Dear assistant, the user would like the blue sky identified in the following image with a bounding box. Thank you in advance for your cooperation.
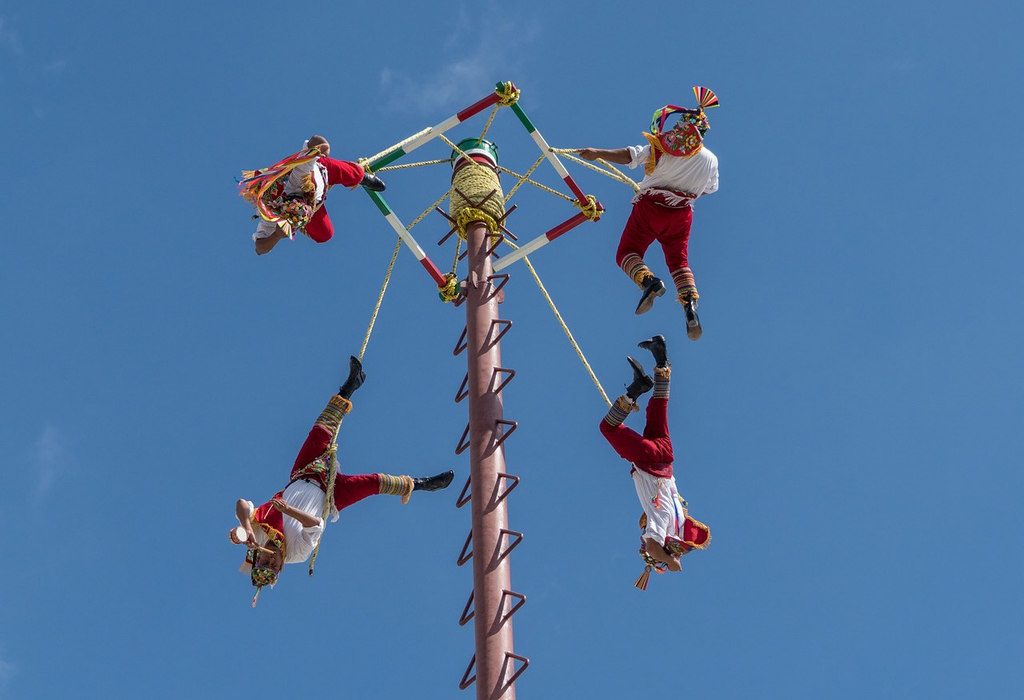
[2,1,1022,698]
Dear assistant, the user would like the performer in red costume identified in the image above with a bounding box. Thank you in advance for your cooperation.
[599,335,710,590]
[240,135,387,256]
[230,356,453,606]
[579,87,720,340]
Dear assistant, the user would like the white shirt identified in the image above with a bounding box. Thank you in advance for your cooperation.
[627,143,719,204]
[631,469,687,547]
[250,480,326,564]
[282,159,329,206]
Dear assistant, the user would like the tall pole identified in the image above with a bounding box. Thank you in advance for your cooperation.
[449,138,527,698]
[465,219,517,699]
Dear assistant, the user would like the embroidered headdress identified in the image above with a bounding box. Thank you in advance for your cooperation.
[642,86,719,174]
[633,509,712,591]
[244,547,279,608]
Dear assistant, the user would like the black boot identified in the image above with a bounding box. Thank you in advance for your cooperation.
[625,356,654,400]
[360,172,386,192]
[683,299,703,341]
[635,277,666,315]
[338,355,365,399]
[638,335,668,368]
[413,470,454,492]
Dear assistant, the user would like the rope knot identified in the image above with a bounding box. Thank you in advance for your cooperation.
[437,273,461,303]
[495,82,520,107]
[454,207,501,241]
[577,194,603,222]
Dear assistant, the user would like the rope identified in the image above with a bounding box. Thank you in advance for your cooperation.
[362,128,432,171]
[310,210,418,574]
[358,237,403,361]
[443,133,505,241]
[451,237,462,275]
[307,442,340,575]
[376,157,453,172]
[409,190,452,232]
[505,240,611,407]
[478,104,500,141]
[550,148,640,192]
[493,163,576,203]
[503,154,546,204]
[438,133,480,171]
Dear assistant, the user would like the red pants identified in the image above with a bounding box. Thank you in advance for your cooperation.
[304,157,365,244]
[615,197,693,273]
[599,397,674,478]
[290,424,380,511]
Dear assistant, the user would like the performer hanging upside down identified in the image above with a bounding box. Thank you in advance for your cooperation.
[599,335,710,590]
[229,356,454,606]
[240,135,387,256]
[579,87,720,340]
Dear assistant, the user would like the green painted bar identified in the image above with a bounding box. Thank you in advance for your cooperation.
[369,147,407,172]
[510,103,536,133]
[367,190,392,216]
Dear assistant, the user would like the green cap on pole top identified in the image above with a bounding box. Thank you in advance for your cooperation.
[451,138,499,175]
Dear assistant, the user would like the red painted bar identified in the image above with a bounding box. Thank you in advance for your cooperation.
[544,212,589,242]
[457,92,502,122]
[419,256,447,286]
[562,176,588,204]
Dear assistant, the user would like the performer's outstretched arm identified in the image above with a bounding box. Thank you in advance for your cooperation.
[234,499,257,542]
[578,148,631,164]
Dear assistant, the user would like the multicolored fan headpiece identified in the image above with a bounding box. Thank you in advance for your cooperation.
[650,86,719,138]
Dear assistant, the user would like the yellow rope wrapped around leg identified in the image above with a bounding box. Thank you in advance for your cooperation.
[316,395,353,433]
[377,473,415,504]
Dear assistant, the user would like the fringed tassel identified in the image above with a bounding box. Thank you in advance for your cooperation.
[635,566,652,591]
[251,587,262,608]
[378,473,415,504]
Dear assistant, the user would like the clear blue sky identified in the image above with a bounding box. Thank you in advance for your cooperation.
[2,1,1022,698]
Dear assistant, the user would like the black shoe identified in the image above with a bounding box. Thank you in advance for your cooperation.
[338,355,366,399]
[635,277,666,315]
[413,470,454,492]
[360,172,386,192]
[683,300,703,341]
[638,335,668,368]
[625,356,654,400]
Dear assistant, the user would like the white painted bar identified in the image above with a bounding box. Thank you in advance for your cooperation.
[405,114,463,154]
[492,235,548,272]
[384,212,427,260]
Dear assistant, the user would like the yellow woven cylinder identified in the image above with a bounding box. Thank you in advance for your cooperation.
[449,164,505,240]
